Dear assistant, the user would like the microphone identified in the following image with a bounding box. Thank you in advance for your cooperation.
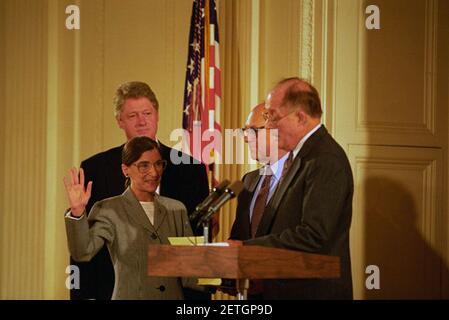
[189,179,231,222]
[196,181,244,229]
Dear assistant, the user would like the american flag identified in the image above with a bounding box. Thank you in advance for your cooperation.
[182,0,222,177]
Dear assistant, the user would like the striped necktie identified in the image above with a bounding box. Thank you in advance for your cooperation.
[279,151,293,183]
[250,168,272,238]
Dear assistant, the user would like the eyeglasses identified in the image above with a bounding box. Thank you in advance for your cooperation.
[240,126,266,137]
[133,160,167,173]
[262,109,297,125]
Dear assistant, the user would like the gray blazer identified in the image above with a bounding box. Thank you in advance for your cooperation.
[65,187,193,300]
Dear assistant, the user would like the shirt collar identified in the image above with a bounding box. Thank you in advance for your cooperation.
[258,152,290,183]
[291,123,321,159]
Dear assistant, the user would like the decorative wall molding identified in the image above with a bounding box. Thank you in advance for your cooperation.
[355,0,438,137]
[349,144,443,298]
[317,0,335,134]
[353,157,438,240]
[423,0,438,136]
[299,0,315,82]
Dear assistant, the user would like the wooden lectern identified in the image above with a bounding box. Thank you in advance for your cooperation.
[148,245,340,299]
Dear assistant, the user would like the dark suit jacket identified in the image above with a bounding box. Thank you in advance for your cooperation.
[231,126,354,300]
[71,142,209,300]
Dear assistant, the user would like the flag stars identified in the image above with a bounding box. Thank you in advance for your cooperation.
[190,39,200,53]
[187,59,195,74]
[187,81,193,95]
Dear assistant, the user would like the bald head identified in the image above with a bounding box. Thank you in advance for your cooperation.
[277,77,313,92]
[269,77,322,119]
[244,102,286,163]
[245,102,266,128]
[264,77,322,151]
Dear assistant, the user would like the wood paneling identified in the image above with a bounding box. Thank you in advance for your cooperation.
[349,145,445,298]
[336,0,444,147]
[333,0,448,298]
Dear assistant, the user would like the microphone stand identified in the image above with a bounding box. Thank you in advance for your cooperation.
[236,279,249,300]
[201,213,247,300]
[202,220,210,244]
[198,185,249,300]
[198,209,213,245]
[198,181,243,244]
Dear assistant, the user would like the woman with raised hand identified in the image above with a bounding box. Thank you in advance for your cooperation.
[63,136,193,299]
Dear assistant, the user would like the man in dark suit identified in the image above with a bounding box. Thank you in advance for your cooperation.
[230,102,288,241]
[71,81,209,300]
[230,78,354,299]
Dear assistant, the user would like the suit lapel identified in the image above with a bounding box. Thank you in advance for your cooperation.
[105,144,126,196]
[255,126,328,237]
[241,170,262,219]
[158,143,174,196]
[233,170,261,240]
[121,187,156,233]
[255,156,302,237]
[152,195,168,232]
[246,170,262,193]
[243,170,262,219]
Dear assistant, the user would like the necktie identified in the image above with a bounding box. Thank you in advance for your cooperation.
[249,154,294,295]
[279,151,293,183]
[251,169,272,238]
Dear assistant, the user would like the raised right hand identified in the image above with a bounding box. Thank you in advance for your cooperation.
[63,167,92,217]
